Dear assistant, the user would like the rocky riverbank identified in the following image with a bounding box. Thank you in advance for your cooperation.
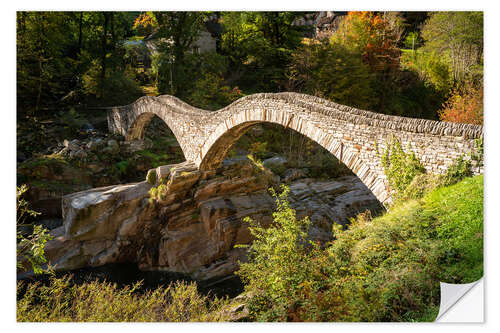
[19,158,383,284]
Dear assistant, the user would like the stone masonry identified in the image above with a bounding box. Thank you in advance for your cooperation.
[108,92,483,204]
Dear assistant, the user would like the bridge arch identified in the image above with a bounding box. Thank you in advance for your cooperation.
[197,108,388,202]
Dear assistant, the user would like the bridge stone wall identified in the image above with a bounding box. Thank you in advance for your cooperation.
[108,92,483,204]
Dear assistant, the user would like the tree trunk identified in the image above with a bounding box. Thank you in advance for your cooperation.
[100,12,110,99]
[78,12,83,53]
[35,13,45,114]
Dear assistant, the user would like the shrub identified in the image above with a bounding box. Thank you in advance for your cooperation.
[249,141,268,160]
[438,82,483,125]
[236,185,320,321]
[471,137,484,168]
[443,155,473,186]
[400,173,445,201]
[146,169,157,185]
[234,176,482,322]
[379,137,426,200]
[82,61,143,105]
[16,185,52,274]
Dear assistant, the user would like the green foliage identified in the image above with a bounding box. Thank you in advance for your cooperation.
[380,137,426,199]
[17,277,231,322]
[421,12,483,85]
[146,12,208,96]
[443,156,473,186]
[236,185,320,321]
[238,176,482,321]
[148,186,158,204]
[471,137,484,168]
[113,160,130,176]
[180,52,244,110]
[17,12,139,112]
[16,185,52,275]
[400,173,445,201]
[221,12,310,92]
[58,108,87,134]
[248,141,268,160]
[289,39,378,110]
[403,31,422,50]
[82,63,143,105]
[146,169,157,185]
[400,50,452,94]
[287,13,447,119]
[16,185,41,227]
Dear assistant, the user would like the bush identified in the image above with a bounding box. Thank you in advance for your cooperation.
[146,169,157,185]
[17,277,231,322]
[400,173,445,201]
[438,81,483,125]
[379,137,426,200]
[443,155,473,186]
[16,185,52,274]
[236,185,320,321]
[82,61,143,105]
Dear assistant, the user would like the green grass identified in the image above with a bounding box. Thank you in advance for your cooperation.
[326,175,483,321]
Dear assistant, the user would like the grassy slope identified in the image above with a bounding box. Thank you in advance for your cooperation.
[325,175,483,321]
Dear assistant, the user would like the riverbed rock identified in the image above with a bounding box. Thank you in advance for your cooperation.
[87,138,105,152]
[282,168,306,182]
[263,156,287,168]
[122,138,153,153]
[107,139,119,152]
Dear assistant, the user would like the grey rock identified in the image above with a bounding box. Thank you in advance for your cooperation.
[263,156,287,168]
[122,138,153,153]
[71,149,87,159]
[36,161,384,282]
[86,138,105,151]
[107,139,119,152]
[282,168,306,182]
[64,139,80,151]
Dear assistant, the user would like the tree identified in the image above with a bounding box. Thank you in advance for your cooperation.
[332,11,402,73]
[438,81,483,125]
[17,12,75,113]
[134,11,208,95]
[220,12,310,91]
[288,39,379,110]
[17,11,140,111]
[421,12,483,85]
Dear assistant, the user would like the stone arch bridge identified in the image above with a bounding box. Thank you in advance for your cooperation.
[107,92,483,204]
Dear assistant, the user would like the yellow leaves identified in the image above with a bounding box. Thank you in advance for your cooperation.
[133,12,156,29]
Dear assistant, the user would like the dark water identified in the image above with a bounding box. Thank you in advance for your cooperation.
[18,262,244,300]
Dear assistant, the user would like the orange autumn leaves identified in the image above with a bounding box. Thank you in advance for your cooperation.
[334,11,401,73]
[439,83,483,125]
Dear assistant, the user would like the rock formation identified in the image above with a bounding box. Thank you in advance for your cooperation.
[20,160,383,282]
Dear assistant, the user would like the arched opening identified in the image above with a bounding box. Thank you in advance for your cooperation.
[116,114,185,182]
[201,121,384,241]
